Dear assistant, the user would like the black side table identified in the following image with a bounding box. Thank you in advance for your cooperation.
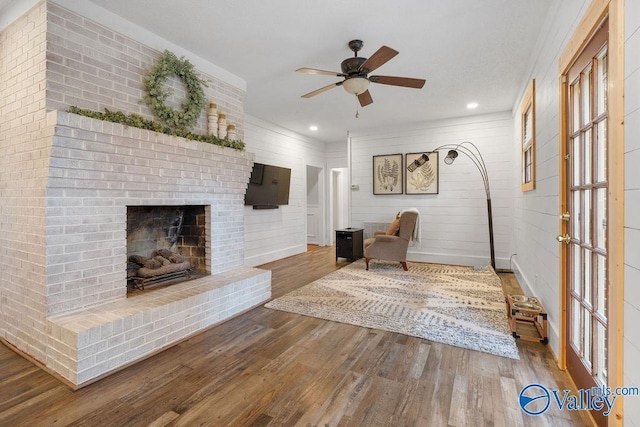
[335,228,363,261]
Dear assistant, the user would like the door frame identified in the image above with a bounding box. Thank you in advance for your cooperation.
[305,162,327,247]
[558,0,624,425]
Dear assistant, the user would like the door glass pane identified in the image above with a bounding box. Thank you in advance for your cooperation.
[596,321,608,384]
[582,66,592,126]
[596,254,607,319]
[584,307,592,365]
[571,80,580,131]
[573,137,581,185]
[572,297,582,351]
[596,119,607,182]
[596,188,606,249]
[584,129,592,185]
[584,249,592,306]
[583,189,591,245]
[596,50,608,116]
[573,244,581,295]
[572,190,580,238]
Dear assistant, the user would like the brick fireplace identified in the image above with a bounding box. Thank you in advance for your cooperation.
[1,111,271,388]
[0,2,271,390]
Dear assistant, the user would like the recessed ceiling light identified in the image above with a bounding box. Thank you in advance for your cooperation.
[309,125,318,131]
[467,102,479,109]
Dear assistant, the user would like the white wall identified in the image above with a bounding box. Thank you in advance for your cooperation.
[243,115,328,266]
[624,0,640,424]
[326,140,349,170]
[349,112,514,269]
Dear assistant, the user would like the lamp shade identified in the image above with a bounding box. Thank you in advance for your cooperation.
[407,153,430,172]
[343,77,370,95]
[444,149,459,165]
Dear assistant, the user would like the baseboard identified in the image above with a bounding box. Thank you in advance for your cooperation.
[245,244,307,267]
[406,250,513,270]
[511,258,560,356]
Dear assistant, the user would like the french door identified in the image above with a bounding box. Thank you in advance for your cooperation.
[562,18,609,426]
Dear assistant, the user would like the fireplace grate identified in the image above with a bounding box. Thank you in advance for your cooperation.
[128,269,194,291]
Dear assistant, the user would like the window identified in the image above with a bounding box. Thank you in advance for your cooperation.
[520,79,535,191]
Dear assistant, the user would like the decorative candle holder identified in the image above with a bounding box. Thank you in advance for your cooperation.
[207,102,218,136]
[227,124,236,140]
[218,113,227,139]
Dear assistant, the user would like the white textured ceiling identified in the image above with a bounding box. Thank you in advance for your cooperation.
[58,1,553,141]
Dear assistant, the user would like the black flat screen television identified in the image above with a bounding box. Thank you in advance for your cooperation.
[244,163,291,209]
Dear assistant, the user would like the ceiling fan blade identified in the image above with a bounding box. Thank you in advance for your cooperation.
[369,75,426,89]
[296,67,343,76]
[357,90,373,107]
[301,82,343,98]
[359,46,398,73]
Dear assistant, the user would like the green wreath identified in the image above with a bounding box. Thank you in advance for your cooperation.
[144,50,207,131]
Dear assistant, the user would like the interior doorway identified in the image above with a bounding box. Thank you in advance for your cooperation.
[306,164,325,246]
[330,168,349,245]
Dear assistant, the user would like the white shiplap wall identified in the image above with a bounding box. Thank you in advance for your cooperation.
[325,140,349,171]
[624,0,640,424]
[349,112,514,269]
[510,0,592,356]
[243,115,328,266]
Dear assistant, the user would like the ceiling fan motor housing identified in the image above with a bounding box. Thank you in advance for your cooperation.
[341,57,368,76]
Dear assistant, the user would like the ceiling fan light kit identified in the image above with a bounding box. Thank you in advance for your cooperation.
[296,39,426,108]
[343,77,370,95]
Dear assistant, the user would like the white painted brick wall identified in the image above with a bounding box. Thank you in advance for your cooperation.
[0,1,50,364]
[45,2,245,141]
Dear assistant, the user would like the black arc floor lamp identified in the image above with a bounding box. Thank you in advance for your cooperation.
[408,141,495,269]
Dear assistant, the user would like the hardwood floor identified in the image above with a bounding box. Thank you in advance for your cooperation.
[0,246,593,426]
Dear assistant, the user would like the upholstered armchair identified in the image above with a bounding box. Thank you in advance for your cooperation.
[364,210,419,271]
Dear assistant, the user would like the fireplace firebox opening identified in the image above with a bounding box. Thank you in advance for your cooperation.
[126,205,208,293]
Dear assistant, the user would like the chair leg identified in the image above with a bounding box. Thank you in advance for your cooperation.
[400,261,408,271]
[365,258,370,270]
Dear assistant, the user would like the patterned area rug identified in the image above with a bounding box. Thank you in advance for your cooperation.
[265,259,519,359]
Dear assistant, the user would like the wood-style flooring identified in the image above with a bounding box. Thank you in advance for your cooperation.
[0,245,593,426]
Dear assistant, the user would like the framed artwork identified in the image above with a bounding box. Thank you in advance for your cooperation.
[405,152,439,194]
[373,154,403,195]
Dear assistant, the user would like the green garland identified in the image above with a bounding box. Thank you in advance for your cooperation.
[68,106,245,151]
[144,50,207,131]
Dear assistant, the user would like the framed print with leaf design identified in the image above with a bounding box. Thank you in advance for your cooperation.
[373,154,403,195]
[405,152,439,194]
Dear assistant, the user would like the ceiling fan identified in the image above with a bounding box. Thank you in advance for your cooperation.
[296,39,426,107]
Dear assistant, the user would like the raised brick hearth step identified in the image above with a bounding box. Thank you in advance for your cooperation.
[47,267,271,388]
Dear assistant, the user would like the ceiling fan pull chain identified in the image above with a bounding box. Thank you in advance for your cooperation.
[355,96,360,118]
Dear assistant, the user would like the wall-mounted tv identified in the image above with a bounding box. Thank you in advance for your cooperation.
[244,163,291,209]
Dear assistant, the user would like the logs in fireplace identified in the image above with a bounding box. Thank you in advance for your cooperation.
[127,248,193,290]
[126,205,207,293]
